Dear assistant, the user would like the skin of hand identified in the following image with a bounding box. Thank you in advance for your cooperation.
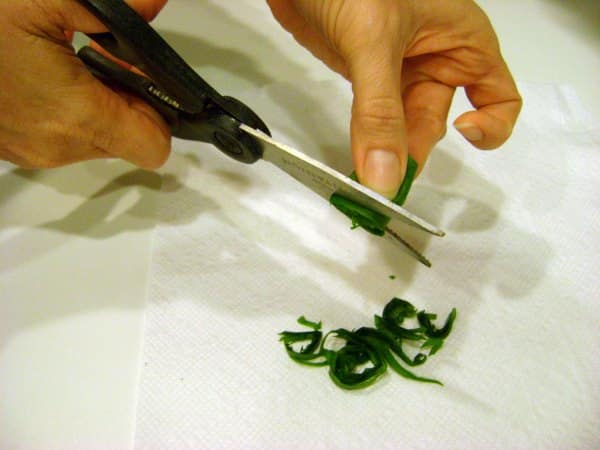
[267,0,522,198]
[0,0,170,169]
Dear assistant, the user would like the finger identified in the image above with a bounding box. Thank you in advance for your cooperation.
[348,50,407,199]
[74,0,168,30]
[89,41,147,76]
[269,0,409,198]
[55,0,172,168]
[33,0,168,37]
[402,78,455,174]
[81,84,171,169]
[0,148,34,169]
[0,138,110,169]
[119,0,168,22]
[453,64,522,150]
[266,0,349,78]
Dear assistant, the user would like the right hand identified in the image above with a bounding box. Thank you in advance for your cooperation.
[0,0,171,169]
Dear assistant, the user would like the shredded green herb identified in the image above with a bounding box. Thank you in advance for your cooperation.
[329,193,390,236]
[279,297,457,390]
[331,156,418,235]
[391,155,418,206]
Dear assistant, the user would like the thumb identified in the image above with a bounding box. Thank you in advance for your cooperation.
[82,84,171,169]
[54,0,171,169]
[349,49,407,199]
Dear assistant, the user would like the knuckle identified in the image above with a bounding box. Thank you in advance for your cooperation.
[90,126,116,154]
[353,96,404,133]
[26,0,66,36]
[76,95,118,152]
[414,108,448,141]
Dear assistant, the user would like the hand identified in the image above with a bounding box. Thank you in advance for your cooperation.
[267,0,522,198]
[0,0,170,169]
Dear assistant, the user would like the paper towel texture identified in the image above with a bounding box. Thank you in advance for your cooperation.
[134,81,600,449]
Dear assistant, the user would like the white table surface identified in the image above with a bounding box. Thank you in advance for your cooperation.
[1,1,598,449]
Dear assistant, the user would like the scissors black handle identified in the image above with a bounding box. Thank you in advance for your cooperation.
[75,0,270,164]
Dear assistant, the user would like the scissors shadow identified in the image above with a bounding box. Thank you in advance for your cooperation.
[0,161,217,274]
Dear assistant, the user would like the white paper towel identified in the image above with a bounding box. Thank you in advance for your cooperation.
[134,81,600,449]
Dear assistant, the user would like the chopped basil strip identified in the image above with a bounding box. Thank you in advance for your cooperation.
[392,155,418,206]
[330,193,390,236]
[279,297,456,390]
[331,156,418,235]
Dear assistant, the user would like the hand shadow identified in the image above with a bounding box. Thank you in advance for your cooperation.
[0,160,216,276]
[543,0,600,42]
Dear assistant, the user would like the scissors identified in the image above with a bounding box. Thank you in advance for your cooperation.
[75,0,444,266]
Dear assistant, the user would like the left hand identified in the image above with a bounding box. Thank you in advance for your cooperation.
[267,0,522,198]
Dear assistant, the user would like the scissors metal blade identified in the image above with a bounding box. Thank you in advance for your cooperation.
[241,124,445,237]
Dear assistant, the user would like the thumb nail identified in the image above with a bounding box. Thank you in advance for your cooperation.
[363,149,402,198]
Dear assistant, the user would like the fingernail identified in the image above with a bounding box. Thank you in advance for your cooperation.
[455,123,483,142]
[363,149,402,198]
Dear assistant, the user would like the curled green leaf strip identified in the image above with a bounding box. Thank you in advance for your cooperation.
[418,307,457,355]
[330,193,390,236]
[279,298,457,390]
[279,317,327,366]
[297,315,322,330]
[392,155,418,206]
[332,156,418,235]
[326,329,387,390]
